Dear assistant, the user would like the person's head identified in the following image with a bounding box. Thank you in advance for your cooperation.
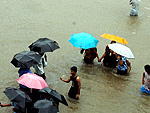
[70,66,77,76]
[39,53,44,56]
[118,54,122,58]
[144,65,150,74]
[148,66,150,74]
[90,48,97,52]
[110,41,116,44]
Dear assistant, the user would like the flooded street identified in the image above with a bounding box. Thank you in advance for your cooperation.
[0,0,150,112]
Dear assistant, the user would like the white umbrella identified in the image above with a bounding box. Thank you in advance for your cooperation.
[108,43,135,59]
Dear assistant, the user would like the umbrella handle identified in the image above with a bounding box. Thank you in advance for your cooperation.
[26,108,27,113]
[30,88,32,93]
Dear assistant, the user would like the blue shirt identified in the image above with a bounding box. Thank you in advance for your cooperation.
[18,68,32,77]
[118,56,127,71]
[18,68,32,88]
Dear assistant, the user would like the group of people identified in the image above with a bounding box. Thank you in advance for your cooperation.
[80,40,150,95]
[0,0,144,112]
[0,50,53,113]
[18,52,48,92]
[0,45,61,113]
[81,41,131,75]
[0,39,147,113]
[0,36,83,113]
[0,48,81,113]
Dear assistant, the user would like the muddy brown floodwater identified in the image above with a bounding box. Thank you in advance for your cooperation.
[0,0,150,113]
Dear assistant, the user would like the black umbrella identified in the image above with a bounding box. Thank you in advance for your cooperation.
[33,99,58,113]
[4,87,32,108]
[39,87,68,106]
[11,51,41,68]
[29,38,60,53]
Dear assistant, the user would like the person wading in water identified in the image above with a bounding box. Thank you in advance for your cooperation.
[60,66,81,99]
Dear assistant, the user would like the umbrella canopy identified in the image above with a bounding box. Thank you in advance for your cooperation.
[108,43,135,59]
[4,87,32,108]
[33,99,58,113]
[69,32,99,49]
[29,38,60,53]
[11,51,41,68]
[101,33,128,44]
[17,73,49,90]
[39,87,68,106]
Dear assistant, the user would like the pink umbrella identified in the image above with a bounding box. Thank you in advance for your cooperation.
[17,73,48,90]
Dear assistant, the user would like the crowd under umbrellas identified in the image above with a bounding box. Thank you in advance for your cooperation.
[0,38,69,113]
[69,32,135,74]
[0,33,136,113]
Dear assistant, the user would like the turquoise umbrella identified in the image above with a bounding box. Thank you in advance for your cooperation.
[69,32,99,49]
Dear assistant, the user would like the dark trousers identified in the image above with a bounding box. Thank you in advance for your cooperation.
[68,87,78,99]
[117,69,127,75]
[84,57,93,64]
[103,54,117,68]
[103,54,110,67]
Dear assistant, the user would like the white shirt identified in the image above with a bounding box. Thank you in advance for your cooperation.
[33,55,47,75]
[144,71,150,90]
[130,0,141,16]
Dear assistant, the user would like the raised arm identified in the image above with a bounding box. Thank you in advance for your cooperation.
[0,103,11,107]
[60,75,71,83]
[80,49,85,54]
[44,54,47,62]
[99,52,106,62]
[93,49,100,60]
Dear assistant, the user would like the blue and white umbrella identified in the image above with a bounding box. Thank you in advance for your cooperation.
[69,32,99,49]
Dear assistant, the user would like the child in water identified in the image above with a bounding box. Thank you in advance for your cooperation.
[140,65,150,94]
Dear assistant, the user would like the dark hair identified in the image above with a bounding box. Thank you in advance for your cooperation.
[90,48,97,52]
[39,53,44,56]
[80,49,85,54]
[144,65,149,71]
[70,66,77,73]
[145,65,150,74]
[111,41,116,44]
